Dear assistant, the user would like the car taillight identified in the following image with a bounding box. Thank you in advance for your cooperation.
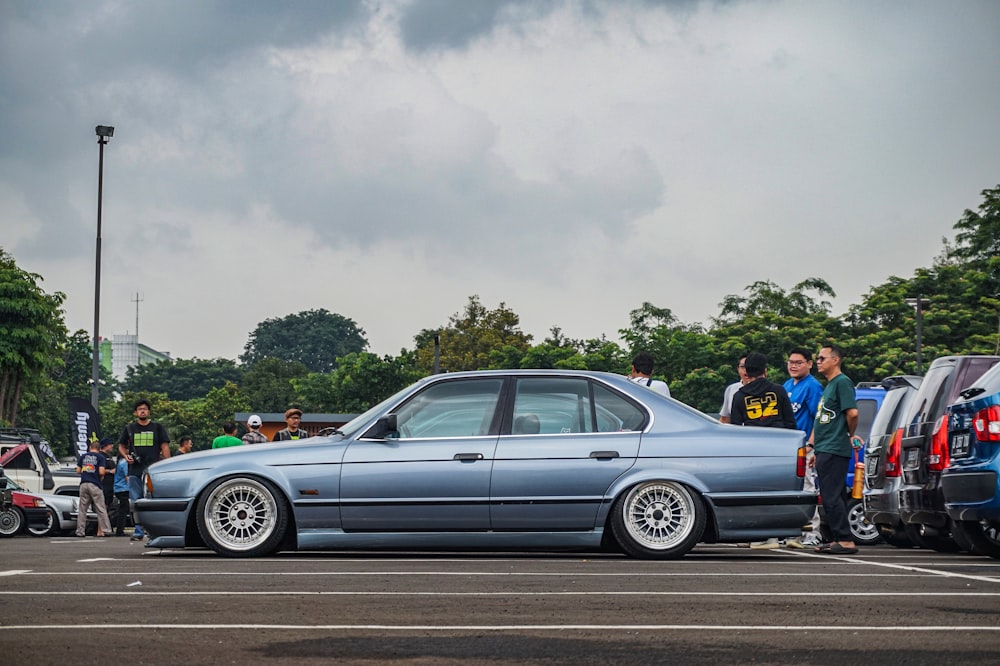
[928,414,950,471]
[973,405,1000,442]
[796,446,807,477]
[884,428,903,477]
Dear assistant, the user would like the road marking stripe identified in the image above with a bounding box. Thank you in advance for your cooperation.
[3,591,999,596]
[1,624,999,631]
[25,570,976,577]
[785,550,1000,584]
[0,570,31,576]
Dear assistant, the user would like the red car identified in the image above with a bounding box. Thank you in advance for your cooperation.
[0,487,49,537]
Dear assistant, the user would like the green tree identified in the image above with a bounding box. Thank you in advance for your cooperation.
[240,357,309,413]
[0,249,68,425]
[240,309,368,373]
[123,357,243,401]
[295,351,423,413]
[413,296,533,372]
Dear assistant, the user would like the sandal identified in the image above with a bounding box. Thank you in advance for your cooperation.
[817,543,858,555]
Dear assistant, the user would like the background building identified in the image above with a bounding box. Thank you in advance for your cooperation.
[99,334,172,380]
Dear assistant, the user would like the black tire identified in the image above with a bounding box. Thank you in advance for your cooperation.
[953,520,1000,560]
[27,508,58,537]
[610,481,705,559]
[948,518,979,554]
[196,477,289,558]
[876,524,915,548]
[0,506,25,537]
[847,498,882,546]
[903,522,960,552]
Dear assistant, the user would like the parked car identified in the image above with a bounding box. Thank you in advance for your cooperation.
[942,362,1000,559]
[898,355,1000,551]
[0,475,106,536]
[0,481,49,537]
[863,375,923,547]
[136,370,814,559]
[817,382,889,546]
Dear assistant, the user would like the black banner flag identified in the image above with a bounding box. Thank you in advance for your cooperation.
[67,398,101,459]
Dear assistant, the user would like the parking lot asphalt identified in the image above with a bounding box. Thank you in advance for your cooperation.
[1,536,999,665]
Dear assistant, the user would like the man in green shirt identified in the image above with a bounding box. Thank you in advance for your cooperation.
[211,421,243,449]
[808,344,863,554]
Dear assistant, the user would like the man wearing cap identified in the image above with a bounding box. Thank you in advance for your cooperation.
[242,415,269,445]
[273,408,310,441]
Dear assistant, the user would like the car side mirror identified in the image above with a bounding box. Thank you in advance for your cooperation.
[367,414,399,440]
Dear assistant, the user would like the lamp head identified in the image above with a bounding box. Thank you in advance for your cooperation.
[95,125,115,138]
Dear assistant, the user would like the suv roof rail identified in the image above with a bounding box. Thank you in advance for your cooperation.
[0,427,44,439]
[880,375,922,390]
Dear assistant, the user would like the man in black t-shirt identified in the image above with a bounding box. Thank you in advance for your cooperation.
[117,398,170,540]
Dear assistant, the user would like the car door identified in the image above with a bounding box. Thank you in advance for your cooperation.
[490,376,643,531]
[339,377,503,532]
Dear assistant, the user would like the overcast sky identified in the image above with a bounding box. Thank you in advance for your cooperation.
[3,0,999,361]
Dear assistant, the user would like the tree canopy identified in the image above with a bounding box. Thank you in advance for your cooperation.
[8,185,1000,453]
[0,249,68,425]
[240,309,368,373]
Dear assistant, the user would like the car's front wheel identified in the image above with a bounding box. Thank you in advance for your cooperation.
[27,508,58,537]
[0,506,24,537]
[196,477,289,558]
[610,481,705,559]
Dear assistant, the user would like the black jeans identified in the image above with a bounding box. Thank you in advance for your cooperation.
[114,490,131,534]
[816,451,851,542]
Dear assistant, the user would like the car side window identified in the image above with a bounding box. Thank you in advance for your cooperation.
[592,383,646,432]
[512,378,646,434]
[394,379,503,439]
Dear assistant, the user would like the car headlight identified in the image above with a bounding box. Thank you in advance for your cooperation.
[31,498,47,508]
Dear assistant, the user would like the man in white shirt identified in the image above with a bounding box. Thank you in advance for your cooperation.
[628,351,670,397]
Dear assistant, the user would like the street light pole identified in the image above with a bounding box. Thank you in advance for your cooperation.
[92,125,114,409]
[905,295,929,376]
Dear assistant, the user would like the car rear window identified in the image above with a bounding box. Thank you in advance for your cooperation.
[855,398,879,442]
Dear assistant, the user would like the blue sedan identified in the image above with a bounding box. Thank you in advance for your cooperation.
[135,370,813,558]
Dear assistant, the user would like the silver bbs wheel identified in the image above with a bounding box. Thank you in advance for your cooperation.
[201,478,281,554]
[612,481,704,558]
[623,482,696,549]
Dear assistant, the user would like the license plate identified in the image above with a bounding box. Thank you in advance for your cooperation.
[904,447,920,469]
[951,432,971,458]
[866,456,878,476]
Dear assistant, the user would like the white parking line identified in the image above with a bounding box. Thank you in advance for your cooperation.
[2,590,1000,597]
[785,550,1000,584]
[10,570,971,578]
[1,623,998,631]
[0,570,31,576]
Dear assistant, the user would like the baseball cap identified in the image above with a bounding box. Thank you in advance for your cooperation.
[247,415,262,427]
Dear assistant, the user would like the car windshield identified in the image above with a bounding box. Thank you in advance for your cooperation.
[336,379,431,439]
[0,476,26,491]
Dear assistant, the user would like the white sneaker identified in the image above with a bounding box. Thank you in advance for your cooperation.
[799,536,821,547]
[750,538,781,550]
[784,538,805,549]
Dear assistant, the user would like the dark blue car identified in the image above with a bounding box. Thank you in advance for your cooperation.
[942,362,1000,558]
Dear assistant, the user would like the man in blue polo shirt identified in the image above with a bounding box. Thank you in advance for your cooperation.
[785,347,825,547]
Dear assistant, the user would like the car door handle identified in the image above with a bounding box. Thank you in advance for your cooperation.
[454,453,484,461]
[590,451,619,459]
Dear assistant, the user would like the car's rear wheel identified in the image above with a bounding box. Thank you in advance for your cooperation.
[876,524,915,548]
[196,477,288,558]
[953,520,1000,559]
[847,498,882,545]
[610,481,705,559]
[903,522,960,552]
[27,508,58,537]
[0,506,25,537]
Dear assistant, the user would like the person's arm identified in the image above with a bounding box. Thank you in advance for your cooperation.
[845,408,859,439]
